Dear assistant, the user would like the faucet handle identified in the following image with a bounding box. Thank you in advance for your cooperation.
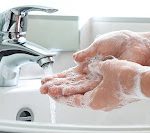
[10,5,58,16]
[2,5,58,42]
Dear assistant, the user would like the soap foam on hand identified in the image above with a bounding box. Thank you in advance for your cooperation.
[107,61,150,109]
[123,65,150,101]
[81,57,149,110]
[130,65,150,100]
[40,55,103,108]
[59,56,104,108]
[63,55,104,95]
[42,54,150,110]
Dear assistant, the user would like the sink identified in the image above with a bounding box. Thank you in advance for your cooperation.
[1,78,150,133]
[0,79,51,123]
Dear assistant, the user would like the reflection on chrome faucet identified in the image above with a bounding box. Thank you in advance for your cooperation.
[0,5,58,87]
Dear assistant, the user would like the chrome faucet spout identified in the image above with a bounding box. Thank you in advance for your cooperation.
[0,5,58,87]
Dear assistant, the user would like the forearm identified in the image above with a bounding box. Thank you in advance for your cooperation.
[141,69,150,97]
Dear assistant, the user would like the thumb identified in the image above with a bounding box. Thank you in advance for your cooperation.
[98,58,117,74]
[73,42,98,63]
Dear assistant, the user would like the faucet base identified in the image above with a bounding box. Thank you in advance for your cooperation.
[0,63,20,87]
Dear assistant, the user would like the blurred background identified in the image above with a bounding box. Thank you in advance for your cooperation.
[1,0,150,17]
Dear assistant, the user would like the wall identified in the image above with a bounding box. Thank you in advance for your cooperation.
[27,15,79,51]
[80,17,150,49]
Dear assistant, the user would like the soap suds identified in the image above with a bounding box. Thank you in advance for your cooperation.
[44,55,150,109]
[131,65,150,99]
[57,56,103,97]
[117,70,149,108]
[132,74,148,99]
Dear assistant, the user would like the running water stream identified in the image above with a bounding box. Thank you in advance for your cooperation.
[42,63,56,124]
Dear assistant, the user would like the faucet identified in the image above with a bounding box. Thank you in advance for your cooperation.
[0,5,58,87]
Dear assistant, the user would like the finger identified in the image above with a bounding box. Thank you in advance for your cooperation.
[41,76,53,85]
[41,72,66,85]
[73,31,128,63]
[74,63,89,74]
[101,55,115,61]
[49,83,113,110]
[40,83,50,94]
[40,82,62,97]
[62,77,101,96]
[40,74,101,98]
[55,89,96,108]
[98,58,119,74]
[73,42,98,63]
[40,80,55,95]
[41,66,81,85]
[56,94,84,107]
[47,86,63,97]
[40,86,48,94]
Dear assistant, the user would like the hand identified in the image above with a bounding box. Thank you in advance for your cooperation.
[40,60,102,98]
[40,58,145,111]
[73,30,150,66]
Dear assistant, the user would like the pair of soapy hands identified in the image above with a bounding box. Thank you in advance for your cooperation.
[40,30,150,111]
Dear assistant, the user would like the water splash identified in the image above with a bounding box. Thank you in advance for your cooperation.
[42,63,56,124]
[43,63,53,77]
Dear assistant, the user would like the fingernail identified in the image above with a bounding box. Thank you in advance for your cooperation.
[102,55,115,61]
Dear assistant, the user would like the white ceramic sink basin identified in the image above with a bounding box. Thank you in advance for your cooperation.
[0,79,51,123]
[1,79,150,133]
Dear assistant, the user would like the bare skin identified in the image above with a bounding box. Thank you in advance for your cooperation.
[40,59,102,98]
[40,30,150,110]
[73,30,150,65]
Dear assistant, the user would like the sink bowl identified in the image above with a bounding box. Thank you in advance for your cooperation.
[0,79,51,123]
[1,79,150,133]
